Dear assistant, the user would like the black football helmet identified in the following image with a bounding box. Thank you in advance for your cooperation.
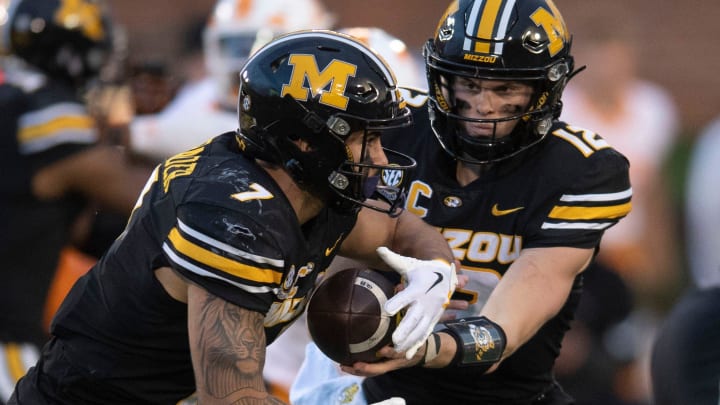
[1,0,113,85]
[237,30,415,216]
[426,0,577,164]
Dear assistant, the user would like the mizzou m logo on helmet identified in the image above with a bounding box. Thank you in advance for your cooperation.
[281,54,358,111]
[55,0,106,41]
[529,0,570,57]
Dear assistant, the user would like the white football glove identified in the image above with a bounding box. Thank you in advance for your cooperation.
[377,246,457,359]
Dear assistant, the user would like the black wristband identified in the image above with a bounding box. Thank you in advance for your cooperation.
[443,316,507,368]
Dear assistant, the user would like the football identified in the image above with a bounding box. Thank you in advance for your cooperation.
[306,267,399,365]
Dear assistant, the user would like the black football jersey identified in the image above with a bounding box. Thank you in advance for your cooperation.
[49,132,357,403]
[0,71,96,346]
[365,92,631,404]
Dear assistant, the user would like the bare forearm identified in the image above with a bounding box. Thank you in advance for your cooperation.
[338,206,453,268]
[391,210,453,262]
[188,284,286,404]
[479,247,592,358]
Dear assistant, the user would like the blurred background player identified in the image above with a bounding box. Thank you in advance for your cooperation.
[683,117,720,295]
[0,0,150,402]
[127,0,429,166]
[650,116,720,405]
[338,27,425,91]
[126,61,179,116]
[128,0,335,162]
[41,14,179,341]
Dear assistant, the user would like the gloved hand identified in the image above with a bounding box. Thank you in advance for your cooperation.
[377,246,457,359]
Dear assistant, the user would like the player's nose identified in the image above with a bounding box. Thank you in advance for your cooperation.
[369,141,389,166]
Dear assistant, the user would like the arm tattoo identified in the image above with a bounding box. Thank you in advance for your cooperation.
[189,288,285,404]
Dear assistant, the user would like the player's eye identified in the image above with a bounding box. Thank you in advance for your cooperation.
[494,85,512,94]
[465,82,480,92]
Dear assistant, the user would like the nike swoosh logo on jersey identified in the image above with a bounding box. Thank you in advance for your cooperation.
[325,234,344,256]
[491,203,524,216]
[425,272,444,293]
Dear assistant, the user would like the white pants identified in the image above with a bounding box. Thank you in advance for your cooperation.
[289,343,404,405]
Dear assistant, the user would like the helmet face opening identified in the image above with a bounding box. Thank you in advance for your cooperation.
[330,134,417,218]
[236,30,416,216]
[426,0,576,165]
[428,68,551,164]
